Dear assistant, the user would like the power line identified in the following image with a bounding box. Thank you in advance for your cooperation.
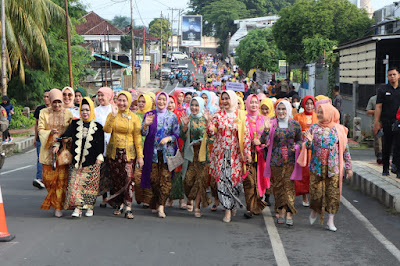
[134,0,146,26]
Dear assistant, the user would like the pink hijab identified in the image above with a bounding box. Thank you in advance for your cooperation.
[98,87,114,104]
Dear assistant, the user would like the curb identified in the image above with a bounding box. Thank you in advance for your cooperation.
[347,161,400,212]
[2,137,35,157]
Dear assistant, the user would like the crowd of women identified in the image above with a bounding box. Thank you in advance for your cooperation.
[37,83,353,231]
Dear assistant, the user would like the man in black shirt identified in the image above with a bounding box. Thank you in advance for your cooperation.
[33,90,50,189]
[374,67,400,177]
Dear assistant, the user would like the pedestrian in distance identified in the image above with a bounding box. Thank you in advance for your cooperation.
[366,94,383,164]
[33,90,51,189]
[1,95,14,143]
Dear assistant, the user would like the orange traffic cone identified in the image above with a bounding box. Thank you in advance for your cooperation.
[0,186,15,242]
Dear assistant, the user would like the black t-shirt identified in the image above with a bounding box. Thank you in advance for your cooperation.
[34,105,47,120]
[376,84,400,126]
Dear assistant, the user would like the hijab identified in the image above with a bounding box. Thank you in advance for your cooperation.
[173,89,184,105]
[302,95,315,115]
[136,94,153,115]
[222,90,238,113]
[1,96,10,107]
[62,87,75,108]
[168,95,181,123]
[98,87,114,105]
[49,88,63,104]
[117,91,132,114]
[260,98,275,118]
[79,97,95,123]
[257,93,267,101]
[156,91,169,113]
[75,88,86,97]
[276,100,292,129]
[245,94,259,116]
[317,103,339,129]
[315,95,329,101]
[199,90,216,113]
[187,97,205,118]
[237,97,245,111]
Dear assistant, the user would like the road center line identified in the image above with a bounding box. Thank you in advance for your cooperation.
[0,165,34,175]
[341,196,400,262]
[262,207,290,266]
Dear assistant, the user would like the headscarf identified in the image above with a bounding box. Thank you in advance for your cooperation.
[260,98,275,118]
[270,97,277,105]
[315,98,332,112]
[315,95,329,101]
[75,88,86,97]
[136,94,153,115]
[98,87,114,105]
[317,103,339,129]
[276,100,292,128]
[156,91,169,113]
[257,93,266,101]
[245,94,259,116]
[79,97,95,123]
[222,90,238,113]
[146,92,156,102]
[237,97,245,111]
[302,95,315,115]
[130,89,140,102]
[168,95,181,122]
[117,91,132,114]
[173,89,184,104]
[199,90,217,113]
[1,96,10,106]
[62,87,75,108]
[187,97,205,118]
[236,91,244,99]
[49,89,63,104]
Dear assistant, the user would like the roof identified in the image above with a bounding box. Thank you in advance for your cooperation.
[93,53,129,68]
[334,34,400,51]
[76,11,125,35]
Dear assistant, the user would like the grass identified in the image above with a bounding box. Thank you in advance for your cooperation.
[10,132,33,138]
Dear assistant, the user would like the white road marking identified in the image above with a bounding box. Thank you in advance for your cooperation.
[341,196,400,262]
[262,207,290,266]
[25,148,36,154]
[0,165,34,175]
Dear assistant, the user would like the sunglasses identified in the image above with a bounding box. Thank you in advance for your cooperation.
[63,93,73,97]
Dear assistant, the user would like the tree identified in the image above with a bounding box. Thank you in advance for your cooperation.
[236,28,284,73]
[272,0,372,64]
[111,16,132,29]
[241,0,296,17]
[302,35,338,63]
[202,0,250,55]
[4,0,66,83]
[149,18,171,46]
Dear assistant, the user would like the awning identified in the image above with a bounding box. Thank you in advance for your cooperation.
[92,53,129,68]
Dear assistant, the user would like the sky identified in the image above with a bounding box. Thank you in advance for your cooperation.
[80,0,398,27]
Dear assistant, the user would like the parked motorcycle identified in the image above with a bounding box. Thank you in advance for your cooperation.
[169,73,175,85]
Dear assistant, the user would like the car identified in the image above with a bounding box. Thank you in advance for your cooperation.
[171,51,188,60]
[162,62,179,70]
[155,67,172,80]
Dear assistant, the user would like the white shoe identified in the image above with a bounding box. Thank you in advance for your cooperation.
[309,214,317,225]
[302,201,310,207]
[326,224,337,232]
[71,208,82,218]
[222,216,231,223]
[54,209,63,218]
[33,179,45,189]
[85,209,94,217]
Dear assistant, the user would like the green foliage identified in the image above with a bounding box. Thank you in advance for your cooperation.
[327,51,339,98]
[236,28,284,73]
[273,0,373,64]
[149,18,171,45]
[8,99,35,130]
[302,35,338,63]
[111,16,132,29]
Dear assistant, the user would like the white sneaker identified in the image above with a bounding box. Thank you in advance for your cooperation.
[33,179,45,189]
[85,209,94,217]
[71,208,82,218]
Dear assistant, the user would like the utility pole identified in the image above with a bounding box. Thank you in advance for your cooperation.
[107,26,113,88]
[143,27,146,61]
[170,8,174,54]
[160,12,163,88]
[1,0,7,95]
[103,32,108,86]
[177,9,182,51]
[64,0,73,88]
[130,0,136,89]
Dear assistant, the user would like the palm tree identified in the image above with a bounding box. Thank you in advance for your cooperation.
[2,0,66,84]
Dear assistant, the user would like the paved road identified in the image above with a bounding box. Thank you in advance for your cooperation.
[1,147,400,265]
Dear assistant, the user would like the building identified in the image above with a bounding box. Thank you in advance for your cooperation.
[228,16,280,55]
[348,0,374,18]
[372,1,400,35]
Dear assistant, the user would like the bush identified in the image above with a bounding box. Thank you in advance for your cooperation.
[8,99,36,130]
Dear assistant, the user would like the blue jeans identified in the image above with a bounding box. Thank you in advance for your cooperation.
[36,139,42,181]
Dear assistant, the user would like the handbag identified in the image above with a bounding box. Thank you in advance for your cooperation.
[57,140,73,166]
[166,140,184,172]
[392,120,400,132]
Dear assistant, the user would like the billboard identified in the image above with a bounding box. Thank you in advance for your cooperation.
[181,15,202,46]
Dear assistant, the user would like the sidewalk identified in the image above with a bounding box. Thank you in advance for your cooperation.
[2,127,35,156]
[348,159,400,212]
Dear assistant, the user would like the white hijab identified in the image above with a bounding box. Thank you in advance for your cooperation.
[276,100,292,129]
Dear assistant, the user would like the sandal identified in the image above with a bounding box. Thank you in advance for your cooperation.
[194,208,202,218]
[187,204,194,212]
[113,205,124,216]
[286,218,294,226]
[125,210,134,219]
[277,217,285,224]
[211,205,218,212]
[165,200,173,208]
[180,202,187,210]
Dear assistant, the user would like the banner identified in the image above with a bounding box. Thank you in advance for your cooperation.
[226,82,245,92]
[212,81,221,86]
[181,15,202,46]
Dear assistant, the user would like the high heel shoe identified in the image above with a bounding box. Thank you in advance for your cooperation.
[326,224,337,232]
[71,208,82,218]
[113,205,124,216]
[125,210,134,219]
[309,214,317,225]
[194,208,202,218]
